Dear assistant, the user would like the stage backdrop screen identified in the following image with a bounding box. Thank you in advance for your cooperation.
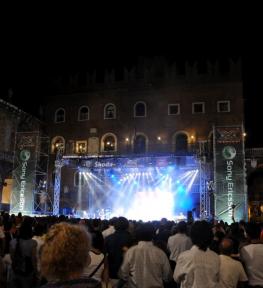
[10,132,38,215]
[214,126,247,223]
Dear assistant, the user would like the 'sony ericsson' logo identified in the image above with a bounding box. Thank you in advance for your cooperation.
[222,146,236,160]
[20,150,31,161]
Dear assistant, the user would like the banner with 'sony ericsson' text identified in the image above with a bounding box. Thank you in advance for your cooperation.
[10,132,38,215]
[214,126,247,223]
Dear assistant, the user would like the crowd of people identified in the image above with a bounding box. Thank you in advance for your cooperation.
[0,211,263,288]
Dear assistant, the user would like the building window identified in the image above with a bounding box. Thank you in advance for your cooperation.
[55,108,65,123]
[134,101,147,117]
[134,134,147,154]
[168,104,180,115]
[175,133,188,154]
[78,106,89,121]
[51,136,65,154]
[101,133,117,152]
[104,103,116,119]
[74,171,85,187]
[217,100,230,112]
[192,102,205,114]
[76,141,87,153]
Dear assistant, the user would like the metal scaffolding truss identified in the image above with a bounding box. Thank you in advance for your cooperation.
[33,136,52,214]
[10,132,50,215]
[198,141,211,219]
[53,147,64,215]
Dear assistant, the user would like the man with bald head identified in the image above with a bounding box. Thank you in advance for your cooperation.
[219,238,247,288]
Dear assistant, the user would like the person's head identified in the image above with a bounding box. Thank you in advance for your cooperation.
[177,221,187,234]
[91,231,104,252]
[33,223,47,237]
[245,222,261,240]
[40,222,91,281]
[219,238,234,256]
[135,223,155,242]
[190,221,213,251]
[92,218,101,230]
[109,217,118,227]
[114,217,129,231]
[19,220,33,240]
[214,231,225,242]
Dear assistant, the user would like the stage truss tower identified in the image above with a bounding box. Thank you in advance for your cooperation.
[53,147,64,215]
[33,136,51,214]
[198,141,211,219]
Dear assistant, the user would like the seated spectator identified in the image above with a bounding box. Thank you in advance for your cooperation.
[40,222,101,288]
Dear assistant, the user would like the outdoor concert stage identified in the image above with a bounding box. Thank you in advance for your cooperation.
[60,155,201,221]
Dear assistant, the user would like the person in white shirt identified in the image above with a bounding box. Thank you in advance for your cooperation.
[83,231,109,285]
[167,221,192,270]
[119,222,172,288]
[219,238,247,288]
[102,218,117,239]
[240,222,263,287]
[174,220,220,288]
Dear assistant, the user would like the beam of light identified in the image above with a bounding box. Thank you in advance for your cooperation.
[74,162,199,220]
[185,170,199,192]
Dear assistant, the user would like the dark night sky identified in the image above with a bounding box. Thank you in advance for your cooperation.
[1,54,262,148]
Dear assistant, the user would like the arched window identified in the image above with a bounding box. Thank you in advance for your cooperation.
[134,101,147,117]
[101,133,117,152]
[51,136,65,154]
[55,108,65,123]
[134,134,147,154]
[174,133,188,154]
[78,106,89,121]
[104,103,116,119]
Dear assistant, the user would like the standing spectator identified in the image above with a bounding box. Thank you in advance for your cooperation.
[105,217,133,287]
[240,222,263,287]
[174,221,220,288]
[119,223,172,288]
[83,231,109,285]
[0,256,6,288]
[0,216,5,256]
[32,222,47,284]
[40,222,101,288]
[10,218,37,288]
[167,221,192,270]
[219,238,247,288]
[102,217,117,239]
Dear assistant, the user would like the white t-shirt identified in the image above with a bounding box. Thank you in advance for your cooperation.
[240,243,263,286]
[219,255,247,288]
[82,250,104,282]
[174,245,220,288]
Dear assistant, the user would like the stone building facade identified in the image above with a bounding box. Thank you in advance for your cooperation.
[43,58,244,215]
